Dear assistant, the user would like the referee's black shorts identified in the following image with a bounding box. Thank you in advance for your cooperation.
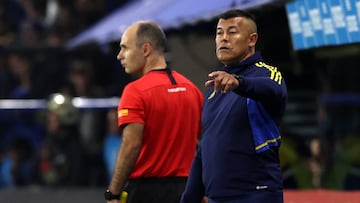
[124,177,187,203]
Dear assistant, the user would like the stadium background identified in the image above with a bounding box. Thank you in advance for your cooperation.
[0,0,359,202]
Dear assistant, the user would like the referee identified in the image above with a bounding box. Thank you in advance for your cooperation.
[104,21,203,203]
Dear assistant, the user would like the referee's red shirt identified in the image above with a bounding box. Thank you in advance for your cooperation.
[117,70,203,179]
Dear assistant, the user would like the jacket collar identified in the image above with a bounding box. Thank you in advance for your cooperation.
[221,52,263,74]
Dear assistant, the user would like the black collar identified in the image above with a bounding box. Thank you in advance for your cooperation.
[150,67,176,85]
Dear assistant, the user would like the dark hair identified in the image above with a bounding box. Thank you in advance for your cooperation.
[218,9,256,23]
[136,22,166,53]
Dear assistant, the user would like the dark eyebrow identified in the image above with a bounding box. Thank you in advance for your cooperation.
[217,25,238,31]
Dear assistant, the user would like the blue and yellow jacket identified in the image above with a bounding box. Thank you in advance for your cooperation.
[182,52,287,202]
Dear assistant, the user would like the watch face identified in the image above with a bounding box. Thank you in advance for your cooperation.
[104,190,112,200]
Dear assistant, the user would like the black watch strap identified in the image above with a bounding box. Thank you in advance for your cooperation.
[231,74,244,94]
[231,74,244,85]
[104,189,120,201]
[231,74,241,82]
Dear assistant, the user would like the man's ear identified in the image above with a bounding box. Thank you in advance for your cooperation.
[143,43,152,57]
[249,33,258,48]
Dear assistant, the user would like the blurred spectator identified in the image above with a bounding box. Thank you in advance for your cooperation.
[0,150,13,188]
[65,58,104,97]
[0,136,34,188]
[308,137,325,188]
[73,0,105,30]
[7,51,33,98]
[279,134,314,189]
[63,58,106,154]
[48,2,80,42]
[0,108,45,161]
[31,93,87,187]
[322,134,360,190]
[1,0,27,33]
[16,0,42,23]
[61,58,107,186]
[0,51,46,155]
[16,21,44,47]
[5,50,51,98]
[8,136,34,186]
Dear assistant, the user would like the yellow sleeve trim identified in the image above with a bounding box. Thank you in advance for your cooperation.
[255,136,281,151]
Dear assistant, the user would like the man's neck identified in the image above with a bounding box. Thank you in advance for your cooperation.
[142,57,167,75]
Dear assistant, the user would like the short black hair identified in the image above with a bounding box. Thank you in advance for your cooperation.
[218,9,256,23]
[136,22,166,53]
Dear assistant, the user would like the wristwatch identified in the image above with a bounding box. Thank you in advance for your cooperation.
[231,74,243,84]
[104,189,120,201]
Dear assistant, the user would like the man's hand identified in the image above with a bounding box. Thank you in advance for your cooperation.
[205,71,240,93]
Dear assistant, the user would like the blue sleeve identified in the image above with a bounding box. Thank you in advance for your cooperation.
[234,75,287,122]
[180,147,204,203]
[235,76,286,105]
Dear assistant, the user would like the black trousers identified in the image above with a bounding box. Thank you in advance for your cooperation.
[124,177,187,203]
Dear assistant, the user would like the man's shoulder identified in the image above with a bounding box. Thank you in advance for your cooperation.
[249,60,282,75]
[254,61,278,69]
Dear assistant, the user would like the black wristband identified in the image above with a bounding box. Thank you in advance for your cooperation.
[231,74,244,94]
[231,74,243,85]
[104,189,120,201]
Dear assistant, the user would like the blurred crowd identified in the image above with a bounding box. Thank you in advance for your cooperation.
[0,0,132,188]
[279,60,360,191]
[0,0,129,48]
